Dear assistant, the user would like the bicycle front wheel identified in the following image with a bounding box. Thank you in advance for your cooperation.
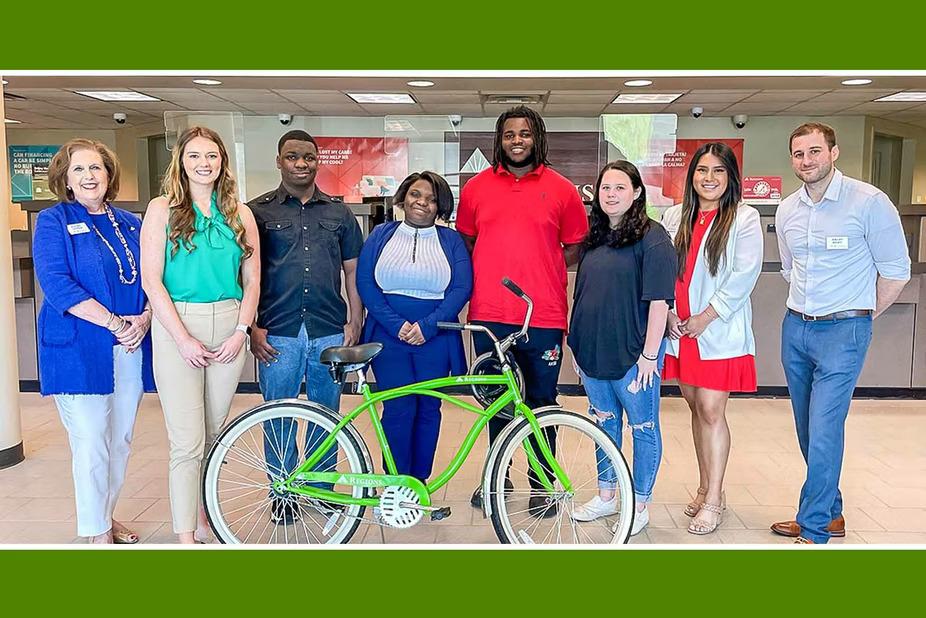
[486,410,634,545]
[203,401,371,545]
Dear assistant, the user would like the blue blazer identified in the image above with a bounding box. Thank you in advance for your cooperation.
[33,202,155,395]
[357,221,473,375]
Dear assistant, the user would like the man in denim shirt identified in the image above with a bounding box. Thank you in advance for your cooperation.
[772,123,910,544]
[248,130,364,525]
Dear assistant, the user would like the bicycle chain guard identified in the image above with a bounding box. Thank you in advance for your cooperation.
[379,486,423,529]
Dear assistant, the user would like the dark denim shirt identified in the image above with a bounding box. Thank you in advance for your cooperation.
[248,185,363,338]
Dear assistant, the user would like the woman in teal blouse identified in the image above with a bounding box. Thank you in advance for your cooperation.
[141,126,260,544]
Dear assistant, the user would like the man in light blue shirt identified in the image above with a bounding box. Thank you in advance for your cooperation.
[773,122,910,544]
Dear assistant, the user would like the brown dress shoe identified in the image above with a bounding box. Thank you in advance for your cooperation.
[770,515,845,538]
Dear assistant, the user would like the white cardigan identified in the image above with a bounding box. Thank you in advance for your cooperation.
[661,203,763,360]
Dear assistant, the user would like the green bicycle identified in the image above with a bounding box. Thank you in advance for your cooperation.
[202,278,635,544]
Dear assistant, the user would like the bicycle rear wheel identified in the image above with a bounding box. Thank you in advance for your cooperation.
[486,410,634,544]
[202,401,370,545]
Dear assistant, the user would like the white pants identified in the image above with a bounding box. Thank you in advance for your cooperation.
[54,345,144,537]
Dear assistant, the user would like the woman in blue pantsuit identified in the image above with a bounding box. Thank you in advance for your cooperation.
[357,171,472,481]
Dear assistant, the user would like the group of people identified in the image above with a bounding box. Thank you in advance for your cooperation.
[33,106,910,546]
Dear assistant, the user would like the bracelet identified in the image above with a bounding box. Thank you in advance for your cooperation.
[109,316,128,334]
[641,352,658,361]
[235,324,250,335]
[104,311,116,330]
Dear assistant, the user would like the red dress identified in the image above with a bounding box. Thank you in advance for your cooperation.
[662,209,757,392]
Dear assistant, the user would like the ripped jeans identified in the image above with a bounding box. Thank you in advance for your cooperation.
[578,339,666,504]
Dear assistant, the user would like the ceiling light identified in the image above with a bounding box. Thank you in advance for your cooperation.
[193,79,223,86]
[875,92,926,102]
[841,78,872,86]
[406,80,434,88]
[612,93,682,104]
[75,90,161,102]
[5,118,21,124]
[624,79,653,87]
[347,93,416,104]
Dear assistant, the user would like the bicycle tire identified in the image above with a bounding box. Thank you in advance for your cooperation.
[486,410,635,545]
[202,400,371,545]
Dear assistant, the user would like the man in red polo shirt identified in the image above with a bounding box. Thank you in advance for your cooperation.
[456,105,588,518]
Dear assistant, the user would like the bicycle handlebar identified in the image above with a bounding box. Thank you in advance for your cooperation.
[501,277,526,299]
[436,321,466,331]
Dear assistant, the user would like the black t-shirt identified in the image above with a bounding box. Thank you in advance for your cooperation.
[567,222,677,380]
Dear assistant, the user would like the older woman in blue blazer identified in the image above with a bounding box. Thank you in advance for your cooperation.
[357,171,472,481]
[33,139,155,544]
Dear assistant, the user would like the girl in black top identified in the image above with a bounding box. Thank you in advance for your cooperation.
[567,161,676,536]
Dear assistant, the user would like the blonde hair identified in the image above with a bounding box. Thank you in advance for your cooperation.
[48,139,121,203]
[161,126,252,258]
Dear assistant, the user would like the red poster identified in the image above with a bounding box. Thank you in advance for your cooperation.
[743,176,782,204]
[660,139,744,205]
[315,137,408,204]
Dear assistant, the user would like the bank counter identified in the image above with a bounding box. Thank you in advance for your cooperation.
[13,201,926,392]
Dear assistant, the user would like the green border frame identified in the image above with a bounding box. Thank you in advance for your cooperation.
[2,3,923,610]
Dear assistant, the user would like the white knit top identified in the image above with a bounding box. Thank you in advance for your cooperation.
[374,223,451,300]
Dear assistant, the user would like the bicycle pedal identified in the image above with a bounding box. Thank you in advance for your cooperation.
[430,507,452,522]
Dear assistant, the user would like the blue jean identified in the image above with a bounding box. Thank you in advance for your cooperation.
[258,325,344,491]
[781,311,872,544]
[578,339,666,504]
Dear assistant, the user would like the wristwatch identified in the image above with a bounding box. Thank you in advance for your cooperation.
[236,324,252,335]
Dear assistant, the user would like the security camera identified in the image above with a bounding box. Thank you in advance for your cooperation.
[732,114,748,129]
[690,106,704,119]
[113,112,127,125]
[278,113,293,126]
[449,114,462,127]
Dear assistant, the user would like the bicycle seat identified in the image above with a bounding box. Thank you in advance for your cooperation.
[320,343,384,366]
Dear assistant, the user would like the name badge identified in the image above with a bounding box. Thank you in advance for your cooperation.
[826,236,849,250]
[67,223,90,235]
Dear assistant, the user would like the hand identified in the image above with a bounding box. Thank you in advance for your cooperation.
[177,334,215,369]
[666,312,683,340]
[679,311,713,339]
[400,322,425,346]
[343,321,361,347]
[214,330,246,364]
[572,356,582,380]
[115,311,151,352]
[634,356,659,391]
[249,326,279,365]
[398,321,413,341]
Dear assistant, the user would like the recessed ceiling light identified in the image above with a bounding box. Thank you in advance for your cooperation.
[612,93,682,104]
[841,78,873,86]
[75,90,161,102]
[624,79,653,87]
[406,80,434,88]
[5,118,21,124]
[193,79,222,86]
[347,93,416,104]
[875,91,926,102]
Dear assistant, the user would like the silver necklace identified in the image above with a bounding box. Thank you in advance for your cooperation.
[91,205,138,285]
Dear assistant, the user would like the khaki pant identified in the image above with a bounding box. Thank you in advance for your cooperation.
[152,299,247,534]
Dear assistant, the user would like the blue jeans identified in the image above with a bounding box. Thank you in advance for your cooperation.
[781,311,872,544]
[578,339,666,504]
[258,325,344,491]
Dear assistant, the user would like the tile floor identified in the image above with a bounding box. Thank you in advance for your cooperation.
[1,392,924,545]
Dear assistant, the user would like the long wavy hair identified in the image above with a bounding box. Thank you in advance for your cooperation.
[674,142,742,278]
[585,160,649,250]
[161,126,252,259]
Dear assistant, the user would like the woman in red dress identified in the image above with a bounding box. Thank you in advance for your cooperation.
[661,142,763,535]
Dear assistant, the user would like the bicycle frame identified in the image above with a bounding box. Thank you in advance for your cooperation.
[272,366,574,509]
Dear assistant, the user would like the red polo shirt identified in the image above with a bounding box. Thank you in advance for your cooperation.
[455,164,588,330]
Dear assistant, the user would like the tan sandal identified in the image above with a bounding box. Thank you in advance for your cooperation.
[111,521,139,545]
[684,487,707,517]
[688,502,724,535]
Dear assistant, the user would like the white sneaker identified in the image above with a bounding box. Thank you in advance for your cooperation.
[630,505,649,536]
[571,495,619,522]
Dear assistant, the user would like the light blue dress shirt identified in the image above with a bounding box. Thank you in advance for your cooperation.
[776,169,911,316]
